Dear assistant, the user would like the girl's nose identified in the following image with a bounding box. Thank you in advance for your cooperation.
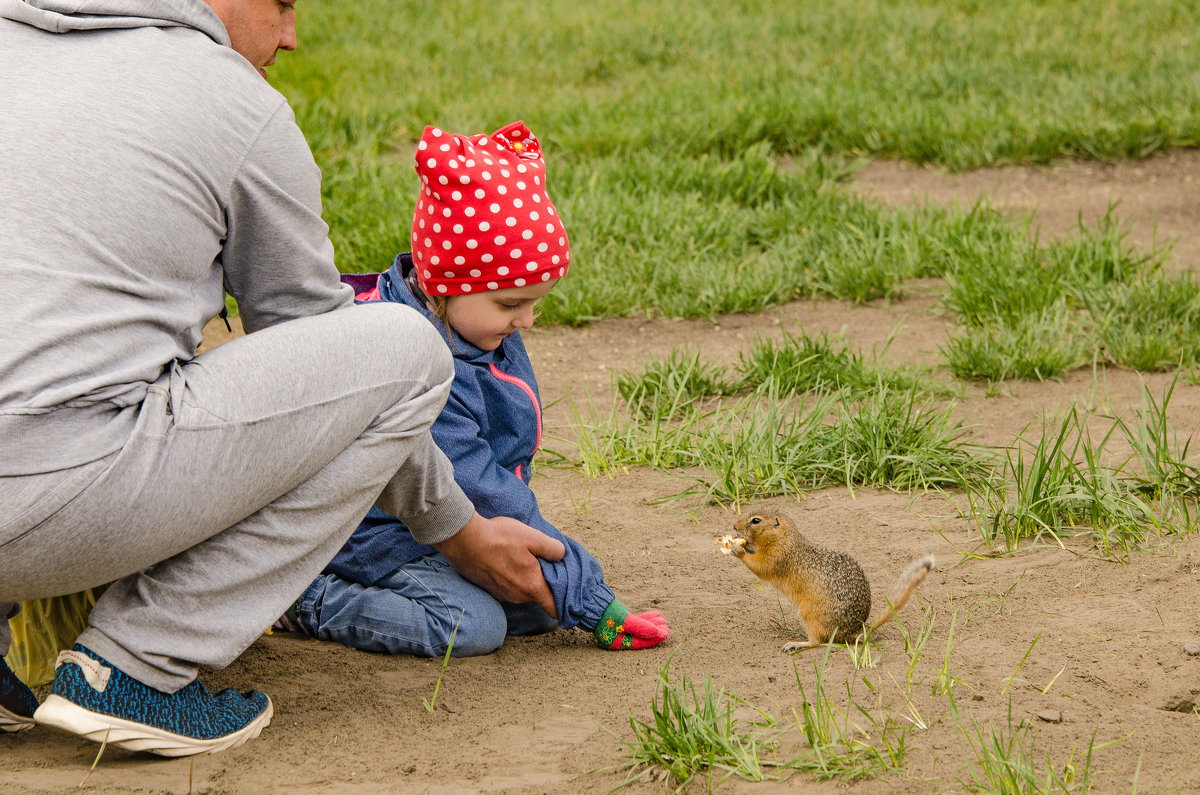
[513,307,536,329]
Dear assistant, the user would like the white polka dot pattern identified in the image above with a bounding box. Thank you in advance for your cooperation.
[410,121,570,297]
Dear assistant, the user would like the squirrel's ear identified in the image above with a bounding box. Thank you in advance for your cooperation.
[772,517,781,528]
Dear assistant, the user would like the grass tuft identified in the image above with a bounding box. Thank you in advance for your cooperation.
[789,645,913,781]
[962,393,1200,557]
[616,662,779,790]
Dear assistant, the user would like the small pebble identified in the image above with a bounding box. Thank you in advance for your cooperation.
[1184,644,1200,657]
[1036,710,1063,724]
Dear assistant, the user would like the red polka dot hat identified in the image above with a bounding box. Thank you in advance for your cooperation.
[411,121,570,297]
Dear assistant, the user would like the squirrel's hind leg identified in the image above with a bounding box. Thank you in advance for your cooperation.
[782,640,819,652]
[783,620,840,652]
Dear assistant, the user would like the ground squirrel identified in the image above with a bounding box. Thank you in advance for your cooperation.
[718,513,934,651]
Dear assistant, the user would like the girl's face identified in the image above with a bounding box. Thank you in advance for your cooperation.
[445,279,559,351]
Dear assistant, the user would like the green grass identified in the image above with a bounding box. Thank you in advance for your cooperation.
[735,326,946,400]
[967,408,1153,556]
[422,611,462,713]
[951,696,1111,793]
[615,325,949,419]
[562,390,704,477]
[615,647,1114,789]
[963,381,1200,557]
[1114,379,1200,501]
[941,209,1157,329]
[573,350,1199,551]
[615,655,911,789]
[942,305,1089,382]
[269,2,1200,333]
[789,646,914,781]
[611,586,1130,790]
[615,662,782,790]
[616,349,738,420]
[278,1,1200,171]
[1088,272,1200,371]
[570,383,991,508]
[537,151,1028,324]
[938,209,1175,382]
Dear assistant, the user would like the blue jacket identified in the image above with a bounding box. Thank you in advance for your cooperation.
[326,254,614,630]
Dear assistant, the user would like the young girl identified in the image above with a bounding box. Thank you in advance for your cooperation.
[284,122,669,656]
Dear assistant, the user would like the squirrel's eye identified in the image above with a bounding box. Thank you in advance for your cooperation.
[749,516,761,525]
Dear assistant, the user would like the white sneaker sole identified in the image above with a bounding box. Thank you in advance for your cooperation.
[33,694,273,757]
[0,704,36,732]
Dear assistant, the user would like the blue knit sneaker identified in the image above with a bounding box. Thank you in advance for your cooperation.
[33,645,272,756]
[0,655,38,732]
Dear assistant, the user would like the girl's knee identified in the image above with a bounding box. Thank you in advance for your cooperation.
[443,628,503,657]
[436,601,507,657]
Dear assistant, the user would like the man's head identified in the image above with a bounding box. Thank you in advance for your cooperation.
[202,0,298,79]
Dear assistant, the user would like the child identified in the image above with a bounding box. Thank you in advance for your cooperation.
[285,121,669,656]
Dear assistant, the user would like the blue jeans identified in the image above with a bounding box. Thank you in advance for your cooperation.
[295,554,558,658]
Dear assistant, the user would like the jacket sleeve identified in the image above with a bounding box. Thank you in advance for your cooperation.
[220,100,353,334]
[432,390,547,528]
[432,390,616,630]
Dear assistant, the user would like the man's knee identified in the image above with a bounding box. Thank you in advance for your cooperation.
[353,302,452,386]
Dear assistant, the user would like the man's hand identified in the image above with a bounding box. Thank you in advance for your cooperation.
[434,513,565,618]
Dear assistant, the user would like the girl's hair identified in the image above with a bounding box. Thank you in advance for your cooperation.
[425,294,451,327]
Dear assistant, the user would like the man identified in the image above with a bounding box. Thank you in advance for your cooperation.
[0,0,563,756]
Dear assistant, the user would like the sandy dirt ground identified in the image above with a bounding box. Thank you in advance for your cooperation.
[5,151,1200,793]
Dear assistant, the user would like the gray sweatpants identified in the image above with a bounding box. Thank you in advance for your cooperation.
[0,302,473,691]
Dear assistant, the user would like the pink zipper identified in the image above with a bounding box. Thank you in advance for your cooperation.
[488,363,541,467]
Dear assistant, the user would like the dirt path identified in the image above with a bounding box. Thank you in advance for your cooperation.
[6,154,1200,793]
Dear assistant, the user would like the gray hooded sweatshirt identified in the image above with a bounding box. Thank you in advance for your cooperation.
[0,0,354,476]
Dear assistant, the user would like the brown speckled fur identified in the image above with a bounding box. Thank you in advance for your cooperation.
[728,513,933,651]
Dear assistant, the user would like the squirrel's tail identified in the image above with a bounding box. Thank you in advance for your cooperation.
[869,554,935,630]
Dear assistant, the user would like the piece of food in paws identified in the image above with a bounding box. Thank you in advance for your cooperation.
[714,534,746,554]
